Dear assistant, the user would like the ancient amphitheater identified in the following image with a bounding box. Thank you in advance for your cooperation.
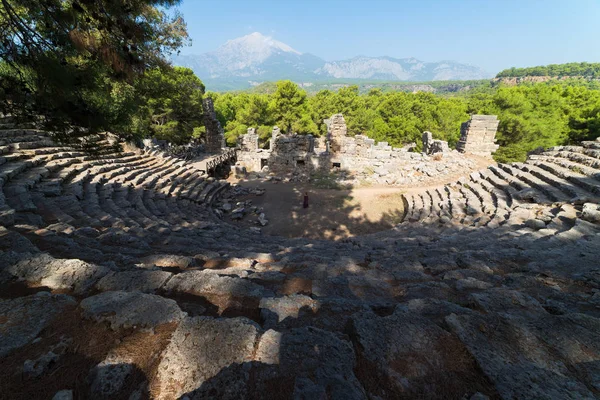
[1,117,600,399]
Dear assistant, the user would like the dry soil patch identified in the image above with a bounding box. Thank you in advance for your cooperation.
[224,179,406,240]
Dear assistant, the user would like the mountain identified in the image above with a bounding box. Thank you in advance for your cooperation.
[316,56,488,81]
[173,33,324,90]
[172,32,491,91]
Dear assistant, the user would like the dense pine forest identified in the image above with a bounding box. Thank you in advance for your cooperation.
[496,62,600,78]
[208,79,600,163]
[1,1,599,163]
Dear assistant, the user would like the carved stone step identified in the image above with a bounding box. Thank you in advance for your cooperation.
[530,160,600,195]
[489,164,551,204]
[504,163,572,203]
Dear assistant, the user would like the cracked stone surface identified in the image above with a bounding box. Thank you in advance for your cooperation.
[0,293,76,357]
[1,131,600,399]
[153,316,260,399]
[6,253,110,294]
[80,291,185,330]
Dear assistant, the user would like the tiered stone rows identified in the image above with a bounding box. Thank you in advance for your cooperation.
[1,129,600,400]
[404,139,600,232]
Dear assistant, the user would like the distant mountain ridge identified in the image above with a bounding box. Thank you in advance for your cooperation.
[172,32,491,91]
[317,56,488,81]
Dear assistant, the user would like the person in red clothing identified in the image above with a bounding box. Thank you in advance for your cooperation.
[303,192,309,208]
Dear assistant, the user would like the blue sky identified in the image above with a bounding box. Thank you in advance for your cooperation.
[176,0,600,74]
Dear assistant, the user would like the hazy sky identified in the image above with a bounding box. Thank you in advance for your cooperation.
[177,0,600,74]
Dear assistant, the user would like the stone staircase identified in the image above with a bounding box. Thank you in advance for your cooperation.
[0,129,599,400]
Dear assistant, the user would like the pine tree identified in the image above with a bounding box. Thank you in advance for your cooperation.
[272,81,312,134]
[0,0,188,142]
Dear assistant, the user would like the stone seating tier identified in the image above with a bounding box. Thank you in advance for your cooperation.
[1,130,600,399]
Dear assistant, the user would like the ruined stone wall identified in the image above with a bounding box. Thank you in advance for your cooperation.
[202,98,225,153]
[235,130,327,174]
[315,136,327,151]
[332,135,375,159]
[325,114,347,153]
[268,134,317,173]
[234,114,493,183]
[332,144,428,174]
[325,114,412,171]
[269,127,281,151]
[238,128,260,152]
[422,131,450,155]
[457,115,499,156]
[235,128,264,171]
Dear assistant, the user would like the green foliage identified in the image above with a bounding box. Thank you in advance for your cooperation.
[360,91,470,149]
[308,90,338,135]
[467,84,600,161]
[0,0,188,142]
[243,79,493,96]
[2,2,597,166]
[210,92,276,146]
[568,104,600,143]
[497,62,600,78]
[211,79,600,162]
[271,81,316,134]
[133,66,205,144]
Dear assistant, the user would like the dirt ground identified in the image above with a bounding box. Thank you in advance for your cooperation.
[224,179,407,240]
[222,154,494,240]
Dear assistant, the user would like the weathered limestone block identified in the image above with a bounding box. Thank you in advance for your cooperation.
[455,277,494,290]
[268,133,316,173]
[182,326,367,399]
[269,126,281,151]
[0,292,76,357]
[140,254,194,269]
[0,225,38,253]
[430,140,450,154]
[422,131,450,155]
[446,311,600,399]
[6,253,110,294]
[153,316,260,399]
[231,164,247,177]
[163,270,271,314]
[582,202,600,223]
[259,294,318,326]
[468,288,546,316]
[348,308,490,399]
[164,269,268,299]
[315,135,327,150]
[270,326,366,399]
[142,138,157,148]
[52,390,73,400]
[95,270,172,293]
[80,291,184,330]
[89,353,136,398]
[355,135,375,157]
[423,131,433,153]
[402,142,417,152]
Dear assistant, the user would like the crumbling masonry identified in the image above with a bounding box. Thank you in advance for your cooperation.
[456,115,500,156]
[233,114,499,185]
[202,98,225,153]
[422,131,450,155]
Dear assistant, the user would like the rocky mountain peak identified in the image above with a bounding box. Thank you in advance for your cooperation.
[215,32,302,67]
[172,33,491,90]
